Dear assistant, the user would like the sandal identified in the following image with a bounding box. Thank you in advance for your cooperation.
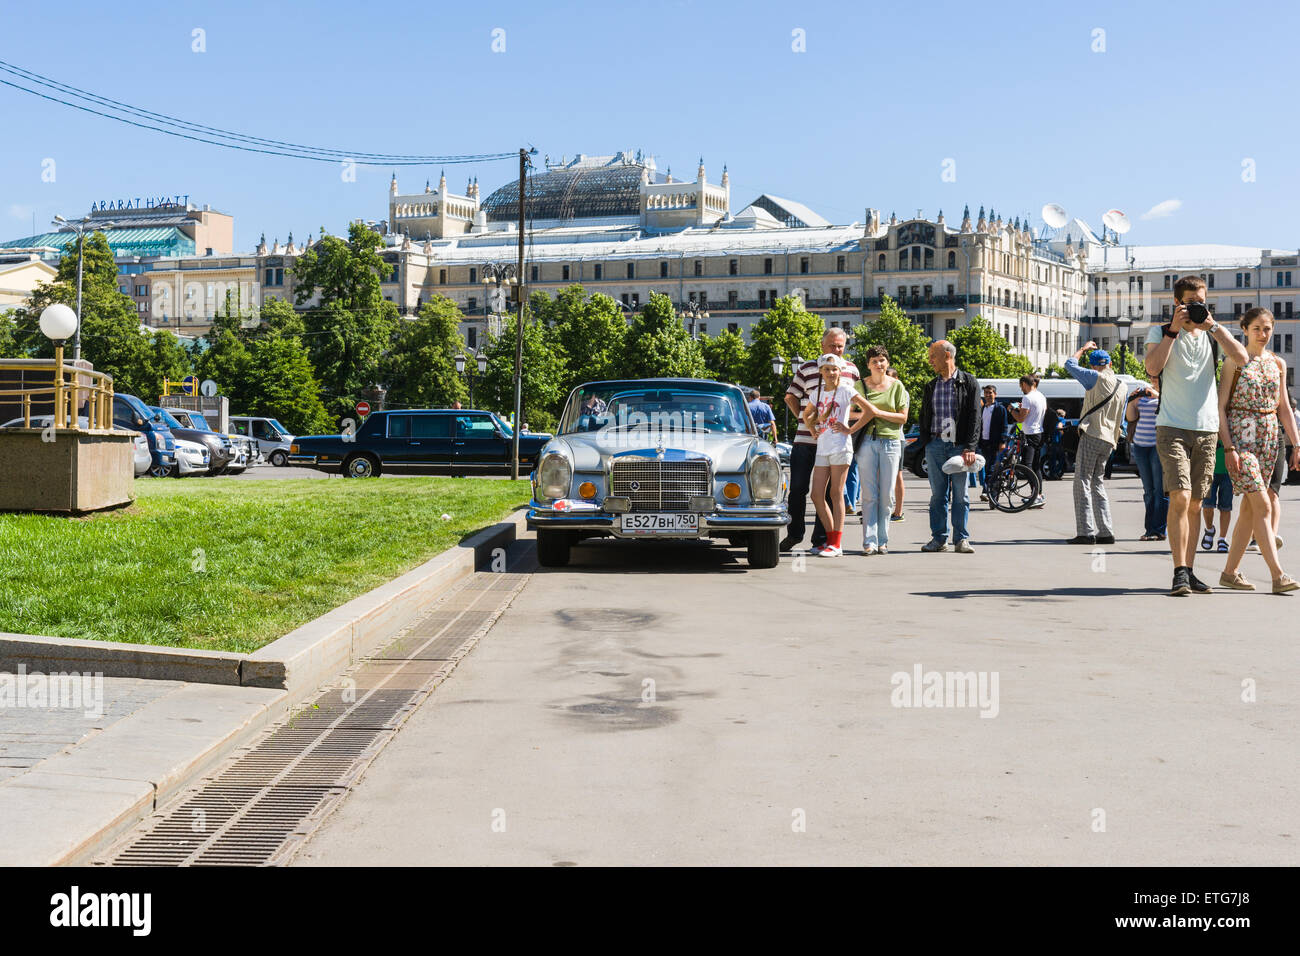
[1200,528,1215,550]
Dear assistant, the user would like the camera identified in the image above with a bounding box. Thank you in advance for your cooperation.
[1185,301,1211,325]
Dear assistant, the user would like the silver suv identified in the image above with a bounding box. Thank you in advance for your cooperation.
[229,415,294,467]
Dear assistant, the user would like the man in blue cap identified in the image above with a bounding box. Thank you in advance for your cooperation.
[1063,341,1128,544]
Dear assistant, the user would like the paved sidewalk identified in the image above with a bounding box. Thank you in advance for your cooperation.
[0,677,182,783]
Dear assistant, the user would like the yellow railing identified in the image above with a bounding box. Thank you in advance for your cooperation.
[0,349,115,430]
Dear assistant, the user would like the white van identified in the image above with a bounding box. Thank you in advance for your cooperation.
[979,374,1147,466]
[229,415,294,467]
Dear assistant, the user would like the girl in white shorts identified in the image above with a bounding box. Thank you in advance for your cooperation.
[802,353,871,556]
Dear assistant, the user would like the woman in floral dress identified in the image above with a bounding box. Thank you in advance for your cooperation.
[1218,308,1300,592]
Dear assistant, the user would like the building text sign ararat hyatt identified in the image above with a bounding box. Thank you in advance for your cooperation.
[90,196,190,212]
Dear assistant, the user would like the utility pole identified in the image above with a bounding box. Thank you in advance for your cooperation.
[511,147,527,480]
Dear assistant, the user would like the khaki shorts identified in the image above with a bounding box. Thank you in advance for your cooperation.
[1155,426,1216,501]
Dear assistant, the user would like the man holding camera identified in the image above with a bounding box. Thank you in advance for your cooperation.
[1144,275,1250,595]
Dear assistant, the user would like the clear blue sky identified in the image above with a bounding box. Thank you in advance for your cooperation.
[3,0,1297,251]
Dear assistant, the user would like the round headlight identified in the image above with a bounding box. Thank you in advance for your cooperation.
[537,452,572,500]
[750,454,781,501]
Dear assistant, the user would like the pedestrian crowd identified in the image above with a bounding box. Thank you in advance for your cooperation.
[775,275,1300,595]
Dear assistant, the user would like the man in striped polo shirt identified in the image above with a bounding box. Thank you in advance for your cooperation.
[781,328,860,551]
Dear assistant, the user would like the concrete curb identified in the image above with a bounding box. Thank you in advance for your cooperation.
[0,508,528,866]
[0,509,527,693]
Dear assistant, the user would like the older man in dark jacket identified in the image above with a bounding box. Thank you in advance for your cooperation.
[918,340,981,552]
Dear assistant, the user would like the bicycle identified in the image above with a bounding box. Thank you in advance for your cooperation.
[985,425,1042,513]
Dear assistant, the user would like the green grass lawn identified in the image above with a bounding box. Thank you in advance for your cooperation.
[0,477,529,653]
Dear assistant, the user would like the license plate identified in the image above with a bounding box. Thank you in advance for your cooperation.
[619,513,699,535]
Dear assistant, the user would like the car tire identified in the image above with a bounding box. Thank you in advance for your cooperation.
[536,529,571,567]
[746,530,781,569]
[342,453,381,478]
[269,450,288,468]
[148,463,170,478]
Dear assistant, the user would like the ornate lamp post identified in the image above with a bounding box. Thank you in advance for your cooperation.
[480,262,518,340]
[53,214,115,362]
[1115,315,1132,375]
[456,351,488,408]
[677,296,709,338]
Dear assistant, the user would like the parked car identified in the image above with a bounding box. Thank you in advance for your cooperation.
[0,413,152,477]
[172,438,210,476]
[527,379,788,569]
[167,409,247,473]
[150,406,232,475]
[112,393,176,477]
[903,426,928,478]
[289,408,549,477]
[230,415,294,467]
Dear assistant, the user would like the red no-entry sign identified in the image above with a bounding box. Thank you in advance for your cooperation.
[356,401,371,417]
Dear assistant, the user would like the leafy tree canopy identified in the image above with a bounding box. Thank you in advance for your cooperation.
[621,292,706,380]
[850,295,930,423]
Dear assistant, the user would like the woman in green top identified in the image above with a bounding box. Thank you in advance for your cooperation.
[848,345,910,554]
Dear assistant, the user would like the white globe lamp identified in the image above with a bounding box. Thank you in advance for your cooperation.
[39,303,78,341]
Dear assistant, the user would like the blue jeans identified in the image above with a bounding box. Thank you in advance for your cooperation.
[1132,443,1168,536]
[925,439,970,543]
[858,436,902,549]
[844,454,860,510]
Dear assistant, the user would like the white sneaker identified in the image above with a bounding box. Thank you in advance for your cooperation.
[878,544,889,554]
[863,544,878,556]
[1030,496,1046,508]
[818,545,843,557]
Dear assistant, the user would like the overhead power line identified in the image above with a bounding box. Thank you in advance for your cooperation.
[0,59,514,166]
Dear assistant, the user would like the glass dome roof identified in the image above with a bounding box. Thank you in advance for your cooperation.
[480,161,665,223]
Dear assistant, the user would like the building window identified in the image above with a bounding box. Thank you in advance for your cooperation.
[594,264,603,280]
[631,293,639,307]
[947,284,955,297]
[562,265,570,281]
[660,261,669,278]
[621,293,629,306]
[877,286,885,299]
[758,290,767,308]
[800,257,809,274]
[836,256,846,273]
[698,292,708,308]
[469,267,477,283]
[764,258,773,275]
[1207,274,1214,288]
[728,291,738,308]
[530,265,539,281]
[924,248,934,269]
[898,249,909,270]
[877,253,886,271]
[694,260,702,277]
[947,251,956,269]
[627,262,635,279]
[945,318,957,334]
[728,322,738,333]
[831,289,840,306]
[923,285,933,302]
[439,269,447,284]
[467,327,477,349]
[842,287,851,304]
[769,289,777,304]
[729,259,738,276]
[467,297,477,311]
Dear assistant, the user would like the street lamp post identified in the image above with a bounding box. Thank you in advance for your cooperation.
[771,355,786,441]
[1115,316,1132,376]
[39,304,78,428]
[53,214,115,362]
[677,296,709,338]
[456,351,488,408]
[480,262,518,341]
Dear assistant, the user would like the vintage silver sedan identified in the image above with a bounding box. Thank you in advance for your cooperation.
[528,379,788,568]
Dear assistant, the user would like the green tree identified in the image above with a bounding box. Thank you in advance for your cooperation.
[538,285,623,392]
[700,329,750,385]
[244,331,333,435]
[621,292,706,380]
[1113,347,1148,381]
[382,295,468,410]
[258,296,306,339]
[300,299,397,418]
[139,330,194,401]
[850,295,931,423]
[947,314,1032,379]
[292,222,391,313]
[194,319,253,411]
[745,295,825,402]
[1043,362,1068,379]
[0,310,19,357]
[480,312,566,432]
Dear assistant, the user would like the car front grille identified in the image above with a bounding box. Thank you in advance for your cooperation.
[611,457,710,512]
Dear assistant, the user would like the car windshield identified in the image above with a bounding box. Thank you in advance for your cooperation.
[266,419,289,436]
[491,413,513,437]
[559,384,752,436]
[152,407,184,429]
[188,412,213,430]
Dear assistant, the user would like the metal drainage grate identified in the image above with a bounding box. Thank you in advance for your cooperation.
[101,549,534,867]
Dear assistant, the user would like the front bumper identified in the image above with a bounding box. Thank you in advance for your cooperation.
[528,504,788,536]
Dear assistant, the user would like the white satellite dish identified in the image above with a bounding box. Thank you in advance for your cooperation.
[1102,209,1131,236]
[1041,203,1068,229]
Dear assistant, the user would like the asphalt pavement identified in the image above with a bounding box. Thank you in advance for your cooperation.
[293,473,1300,866]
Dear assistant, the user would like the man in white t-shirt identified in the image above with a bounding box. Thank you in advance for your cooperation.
[1010,373,1047,507]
